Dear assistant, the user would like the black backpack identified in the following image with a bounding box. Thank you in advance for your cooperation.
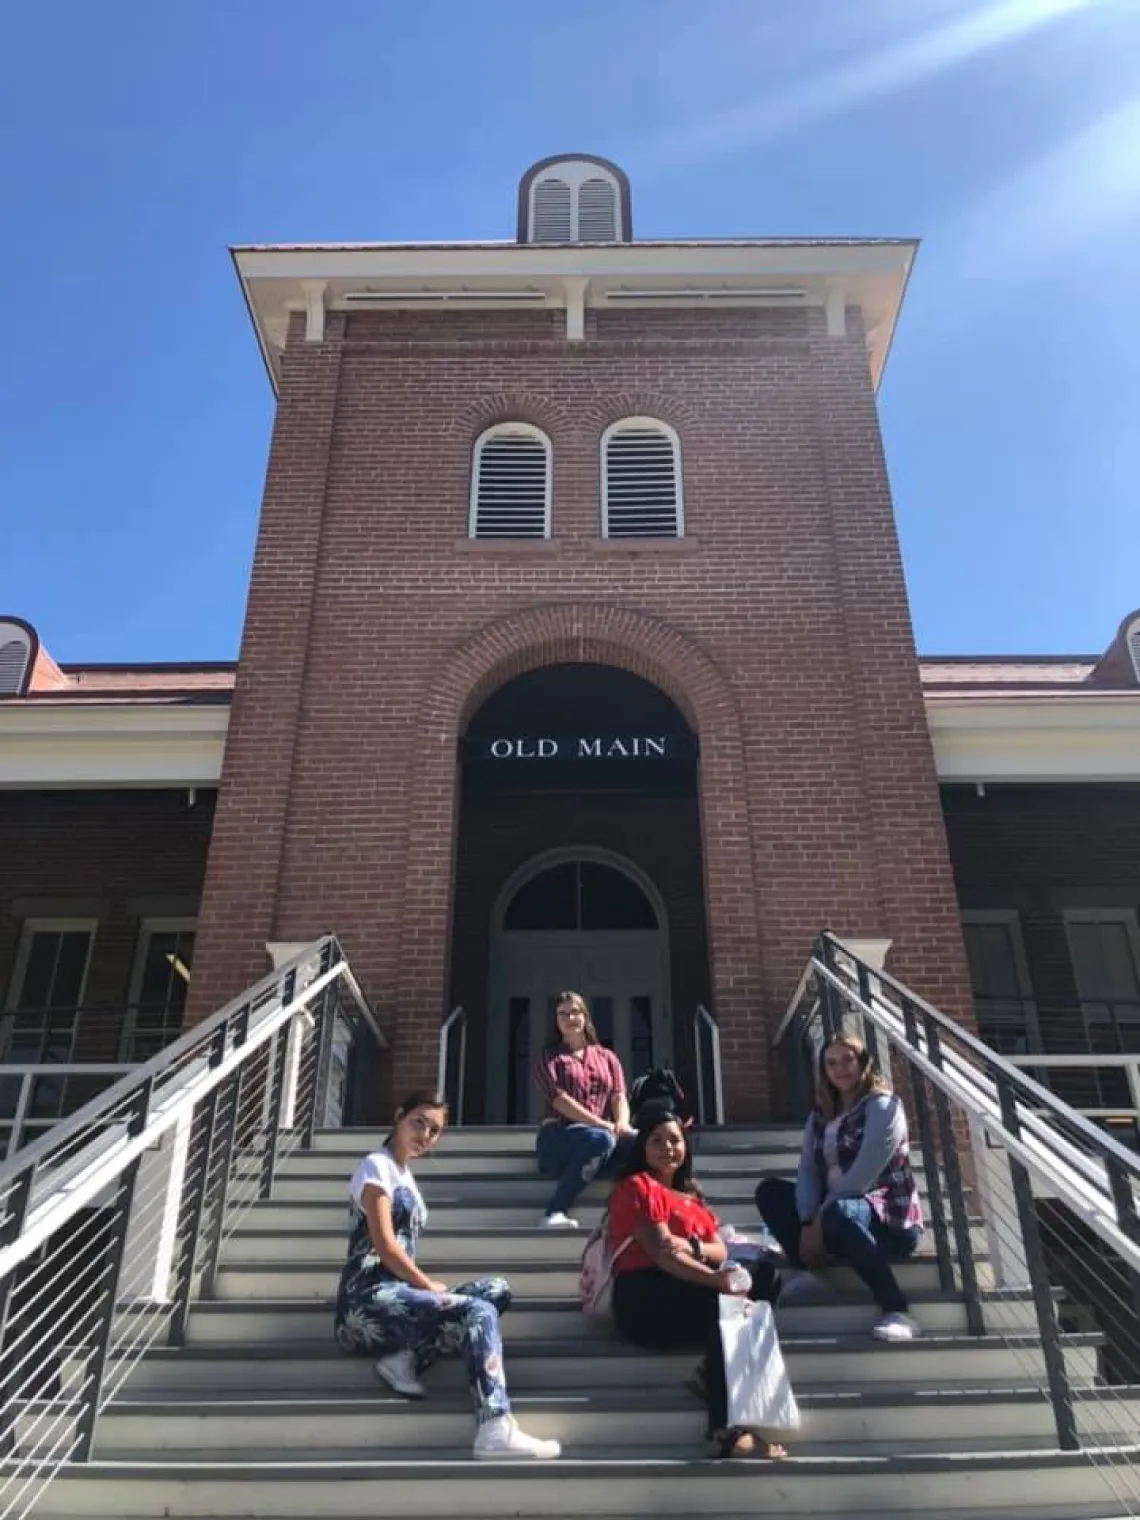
[629,1067,691,1128]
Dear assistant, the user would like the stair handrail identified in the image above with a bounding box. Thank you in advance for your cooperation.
[0,935,385,1519]
[693,1004,724,1126]
[777,930,1140,1464]
[438,1004,467,1124]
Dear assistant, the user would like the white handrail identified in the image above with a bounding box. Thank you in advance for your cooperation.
[438,1005,466,1124]
[693,1004,724,1126]
[809,955,1140,1274]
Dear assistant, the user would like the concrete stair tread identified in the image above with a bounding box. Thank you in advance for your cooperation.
[129,1328,1103,1358]
[87,1385,1138,1414]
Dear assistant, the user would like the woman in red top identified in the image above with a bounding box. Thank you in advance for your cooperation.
[609,1109,786,1460]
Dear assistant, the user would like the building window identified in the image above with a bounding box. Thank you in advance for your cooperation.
[0,620,34,697]
[1128,617,1140,682]
[470,424,552,540]
[123,919,196,1062]
[2,920,96,1062]
[601,418,683,540]
[1063,909,1140,1051]
[531,177,573,242]
[961,911,1040,1055]
[526,161,621,243]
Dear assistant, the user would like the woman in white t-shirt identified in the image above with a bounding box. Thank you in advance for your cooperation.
[334,1088,559,1461]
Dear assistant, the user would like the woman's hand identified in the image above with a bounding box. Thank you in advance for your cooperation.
[713,1264,750,1296]
[799,1218,826,1268]
[424,1278,450,1294]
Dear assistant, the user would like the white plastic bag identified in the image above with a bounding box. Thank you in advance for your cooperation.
[718,1295,801,1433]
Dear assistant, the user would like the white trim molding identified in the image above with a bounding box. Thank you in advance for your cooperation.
[0,702,228,787]
[927,694,1140,783]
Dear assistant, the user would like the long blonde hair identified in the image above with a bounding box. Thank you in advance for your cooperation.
[546,990,600,1048]
[814,1033,890,1122]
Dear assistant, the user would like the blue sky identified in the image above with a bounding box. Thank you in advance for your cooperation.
[1,0,1137,662]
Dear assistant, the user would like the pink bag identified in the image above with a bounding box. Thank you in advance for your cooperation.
[578,1217,634,1321]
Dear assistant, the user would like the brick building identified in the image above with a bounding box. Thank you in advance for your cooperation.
[2,156,1139,1126]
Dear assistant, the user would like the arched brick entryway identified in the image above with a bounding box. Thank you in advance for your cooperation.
[393,601,769,1119]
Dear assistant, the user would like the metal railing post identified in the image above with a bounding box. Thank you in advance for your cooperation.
[996,1079,1078,1451]
[0,1163,35,1458]
[816,934,841,1043]
[199,1003,251,1300]
[899,1000,955,1296]
[303,981,338,1151]
[167,1022,229,1347]
[1105,1157,1140,1325]
[921,1011,985,1334]
[73,1076,154,1462]
[260,1012,294,1197]
[856,962,883,1070]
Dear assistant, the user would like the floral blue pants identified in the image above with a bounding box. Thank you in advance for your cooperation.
[335,1275,511,1423]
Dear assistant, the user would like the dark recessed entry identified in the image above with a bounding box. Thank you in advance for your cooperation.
[503,860,659,932]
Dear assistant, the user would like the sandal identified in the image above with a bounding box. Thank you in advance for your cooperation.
[709,1426,786,1460]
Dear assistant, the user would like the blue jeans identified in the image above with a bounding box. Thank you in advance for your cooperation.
[755,1176,919,1314]
[535,1122,637,1217]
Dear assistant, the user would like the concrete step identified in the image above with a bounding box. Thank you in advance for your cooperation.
[172,1292,1047,1347]
[109,1332,1103,1398]
[260,1172,947,1208]
[210,1255,988,1301]
[33,1447,1137,1517]
[232,1198,988,1246]
[308,1126,812,1156]
[69,1389,1140,1460]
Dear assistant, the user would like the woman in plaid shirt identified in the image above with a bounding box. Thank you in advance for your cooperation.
[755,1034,924,1342]
[532,991,637,1229]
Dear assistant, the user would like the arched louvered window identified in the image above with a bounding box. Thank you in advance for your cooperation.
[470,424,552,540]
[601,419,683,540]
[0,622,33,697]
[531,178,572,243]
[527,162,622,243]
[577,177,618,241]
[1128,618,1140,683]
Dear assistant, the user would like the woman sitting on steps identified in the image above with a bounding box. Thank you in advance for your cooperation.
[532,990,637,1229]
[607,1106,788,1460]
[755,1033,924,1343]
[333,1088,560,1461]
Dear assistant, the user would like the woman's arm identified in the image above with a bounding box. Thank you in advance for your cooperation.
[794,1115,823,1223]
[610,1091,632,1130]
[533,1048,613,1129]
[361,1186,446,1293]
[551,1092,613,1128]
[631,1219,743,1290]
[824,1094,907,1205]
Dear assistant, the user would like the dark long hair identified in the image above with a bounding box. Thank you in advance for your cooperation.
[383,1089,449,1148]
[544,989,600,1049]
[621,1106,704,1198]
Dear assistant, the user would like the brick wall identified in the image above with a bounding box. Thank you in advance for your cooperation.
[190,302,973,1120]
[0,789,215,1058]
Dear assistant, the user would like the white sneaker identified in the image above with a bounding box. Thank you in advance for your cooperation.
[538,1211,579,1230]
[873,1311,921,1343]
[375,1349,426,1398]
[473,1415,561,1461]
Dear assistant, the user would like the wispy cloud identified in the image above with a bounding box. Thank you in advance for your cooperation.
[639,0,1098,170]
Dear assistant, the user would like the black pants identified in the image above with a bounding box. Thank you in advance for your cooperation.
[611,1262,779,1433]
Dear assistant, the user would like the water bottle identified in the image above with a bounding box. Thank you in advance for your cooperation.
[723,1260,751,1294]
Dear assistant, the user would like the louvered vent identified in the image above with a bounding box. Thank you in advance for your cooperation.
[0,629,32,696]
[531,178,572,243]
[578,178,617,241]
[1128,620,1140,682]
[471,428,551,539]
[603,424,682,539]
